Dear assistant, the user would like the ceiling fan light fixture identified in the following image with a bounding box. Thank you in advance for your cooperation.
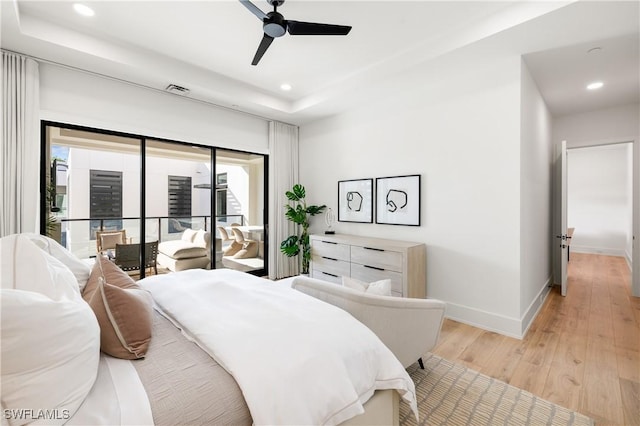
[239,0,351,66]
[587,81,604,90]
[73,3,95,17]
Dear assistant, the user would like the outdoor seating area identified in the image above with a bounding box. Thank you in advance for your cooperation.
[220,224,264,272]
[156,228,216,272]
[65,219,265,276]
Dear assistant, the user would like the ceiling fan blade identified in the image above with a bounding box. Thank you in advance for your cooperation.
[239,0,268,20]
[287,20,352,36]
[252,34,274,65]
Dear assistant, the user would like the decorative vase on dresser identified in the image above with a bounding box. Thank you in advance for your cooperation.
[309,234,427,298]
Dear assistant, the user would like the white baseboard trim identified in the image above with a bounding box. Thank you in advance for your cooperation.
[444,276,552,340]
[520,276,552,337]
[444,303,523,339]
[571,245,626,257]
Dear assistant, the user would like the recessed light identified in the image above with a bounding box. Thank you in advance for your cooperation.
[73,3,95,17]
[587,81,604,90]
[280,83,292,91]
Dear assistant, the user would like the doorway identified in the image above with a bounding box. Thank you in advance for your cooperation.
[554,139,638,297]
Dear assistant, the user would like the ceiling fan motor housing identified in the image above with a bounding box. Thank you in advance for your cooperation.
[264,12,286,37]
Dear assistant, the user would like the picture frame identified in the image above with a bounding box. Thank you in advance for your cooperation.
[375,174,421,226]
[338,178,373,223]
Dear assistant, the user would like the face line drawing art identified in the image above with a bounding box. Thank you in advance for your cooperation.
[346,191,363,212]
[386,189,408,213]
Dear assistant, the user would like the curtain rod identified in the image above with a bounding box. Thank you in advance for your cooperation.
[2,48,298,127]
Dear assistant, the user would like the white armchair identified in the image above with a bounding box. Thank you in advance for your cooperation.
[291,276,446,369]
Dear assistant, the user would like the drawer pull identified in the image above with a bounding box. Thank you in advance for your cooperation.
[322,241,338,245]
[321,271,339,278]
[322,256,338,261]
[364,246,384,252]
[364,265,385,271]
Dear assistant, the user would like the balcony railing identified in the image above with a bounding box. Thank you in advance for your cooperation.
[56,215,245,260]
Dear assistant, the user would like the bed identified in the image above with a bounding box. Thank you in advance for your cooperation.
[1,233,417,426]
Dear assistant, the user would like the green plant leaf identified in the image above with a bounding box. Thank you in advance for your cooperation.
[306,204,326,216]
[285,205,306,224]
[292,184,306,200]
[280,235,300,257]
[285,190,300,202]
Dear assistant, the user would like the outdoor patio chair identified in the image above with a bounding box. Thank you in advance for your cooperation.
[96,229,127,254]
[114,241,159,275]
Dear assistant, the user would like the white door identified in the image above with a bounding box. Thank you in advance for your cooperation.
[557,140,569,296]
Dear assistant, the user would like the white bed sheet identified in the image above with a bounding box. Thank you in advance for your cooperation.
[68,355,153,426]
[141,269,417,426]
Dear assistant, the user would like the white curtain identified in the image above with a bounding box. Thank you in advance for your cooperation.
[268,121,300,279]
[1,51,40,237]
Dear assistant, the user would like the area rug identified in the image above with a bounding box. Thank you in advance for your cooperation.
[399,353,594,426]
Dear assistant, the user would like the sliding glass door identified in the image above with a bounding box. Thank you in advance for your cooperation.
[145,139,215,273]
[215,149,266,274]
[42,122,268,278]
[43,125,141,269]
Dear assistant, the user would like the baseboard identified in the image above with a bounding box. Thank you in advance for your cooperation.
[571,245,626,257]
[520,276,552,337]
[444,276,552,340]
[444,303,523,339]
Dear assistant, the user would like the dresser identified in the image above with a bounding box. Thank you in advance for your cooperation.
[310,234,426,298]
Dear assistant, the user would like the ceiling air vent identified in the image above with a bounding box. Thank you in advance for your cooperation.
[165,84,190,95]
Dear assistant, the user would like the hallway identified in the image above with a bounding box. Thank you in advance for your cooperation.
[432,253,639,425]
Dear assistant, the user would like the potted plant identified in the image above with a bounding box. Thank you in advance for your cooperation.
[280,184,326,275]
[45,183,60,239]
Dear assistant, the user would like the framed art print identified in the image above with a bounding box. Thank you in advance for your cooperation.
[338,178,373,223]
[376,174,421,226]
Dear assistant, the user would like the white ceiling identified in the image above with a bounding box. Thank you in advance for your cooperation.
[1,0,638,124]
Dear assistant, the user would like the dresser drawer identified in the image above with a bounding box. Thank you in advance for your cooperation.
[311,269,342,285]
[312,254,350,277]
[350,246,403,272]
[350,263,403,294]
[312,239,350,261]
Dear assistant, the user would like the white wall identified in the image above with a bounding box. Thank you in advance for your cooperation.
[39,63,269,153]
[519,60,553,328]
[553,103,639,146]
[300,56,528,337]
[66,148,140,257]
[217,164,249,224]
[567,144,632,258]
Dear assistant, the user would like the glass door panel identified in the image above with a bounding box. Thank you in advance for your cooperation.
[45,125,142,273]
[216,149,266,275]
[146,140,213,272]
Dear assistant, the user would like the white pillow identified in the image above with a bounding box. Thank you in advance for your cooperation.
[365,279,392,296]
[1,288,100,424]
[181,229,197,242]
[0,234,80,301]
[342,276,392,297]
[23,233,91,291]
[342,276,367,292]
[193,229,208,248]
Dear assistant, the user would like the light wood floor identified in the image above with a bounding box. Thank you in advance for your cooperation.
[431,253,640,425]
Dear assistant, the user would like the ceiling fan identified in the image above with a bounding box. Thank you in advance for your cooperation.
[239,0,352,66]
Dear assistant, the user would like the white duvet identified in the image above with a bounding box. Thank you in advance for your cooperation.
[141,269,417,426]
